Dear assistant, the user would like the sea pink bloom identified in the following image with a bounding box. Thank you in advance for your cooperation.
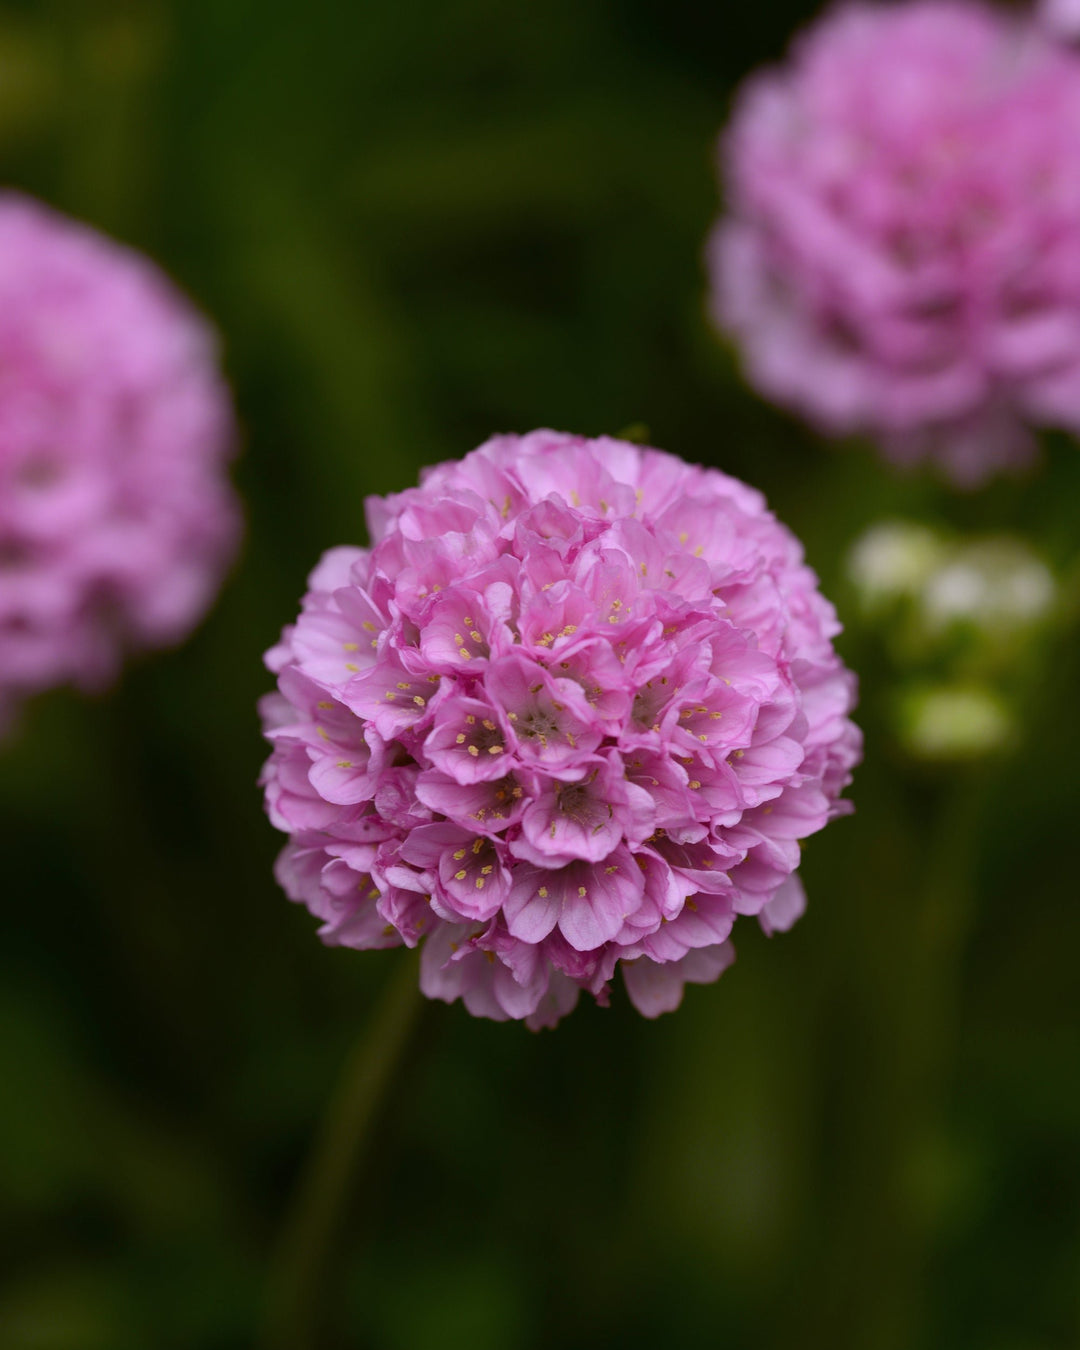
[708,0,1080,486]
[260,431,860,1027]
[0,194,238,730]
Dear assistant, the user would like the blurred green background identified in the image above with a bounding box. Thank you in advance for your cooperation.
[1,1,1079,1347]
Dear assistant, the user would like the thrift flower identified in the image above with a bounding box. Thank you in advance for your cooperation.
[260,431,860,1027]
[708,0,1080,486]
[0,194,238,731]
[848,520,1055,760]
[921,540,1055,635]
[848,521,1057,642]
[847,520,948,614]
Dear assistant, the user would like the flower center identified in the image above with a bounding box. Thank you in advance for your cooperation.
[457,713,505,760]
[518,706,560,748]
[555,777,611,834]
[631,677,671,731]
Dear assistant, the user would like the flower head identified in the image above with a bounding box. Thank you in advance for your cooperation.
[708,0,1080,486]
[0,194,238,730]
[260,431,860,1026]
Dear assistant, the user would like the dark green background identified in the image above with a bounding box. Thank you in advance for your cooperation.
[1,1,1078,1347]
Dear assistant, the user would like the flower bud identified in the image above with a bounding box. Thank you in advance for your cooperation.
[899,684,1014,762]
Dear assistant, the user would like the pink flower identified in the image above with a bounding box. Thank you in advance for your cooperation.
[0,194,238,730]
[260,431,860,1027]
[1040,0,1080,41]
[708,0,1080,486]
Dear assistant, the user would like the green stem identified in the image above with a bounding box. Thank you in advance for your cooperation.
[793,768,991,1350]
[876,776,988,1350]
[262,953,424,1350]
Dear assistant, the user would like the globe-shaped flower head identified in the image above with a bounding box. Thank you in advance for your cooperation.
[0,194,238,729]
[709,0,1080,485]
[260,431,860,1027]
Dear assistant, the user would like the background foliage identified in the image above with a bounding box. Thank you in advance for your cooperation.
[1,1,1078,1347]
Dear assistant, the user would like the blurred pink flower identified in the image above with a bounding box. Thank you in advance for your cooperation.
[708,0,1080,486]
[1040,0,1080,40]
[0,195,239,729]
[260,431,860,1027]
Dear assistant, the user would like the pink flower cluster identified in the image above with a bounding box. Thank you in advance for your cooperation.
[709,0,1080,486]
[261,431,860,1026]
[0,194,238,729]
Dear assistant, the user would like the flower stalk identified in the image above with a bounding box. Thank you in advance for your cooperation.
[263,953,424,1350]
